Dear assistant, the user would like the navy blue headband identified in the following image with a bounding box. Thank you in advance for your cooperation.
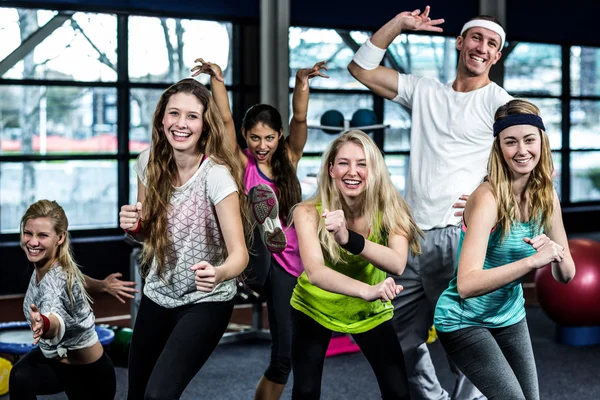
[493,114,546,137]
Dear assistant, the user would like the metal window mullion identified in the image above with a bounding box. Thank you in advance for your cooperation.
[561,45,571,204]
[117,14,130,214]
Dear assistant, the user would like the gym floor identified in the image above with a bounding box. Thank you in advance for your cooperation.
[1,306,599,399]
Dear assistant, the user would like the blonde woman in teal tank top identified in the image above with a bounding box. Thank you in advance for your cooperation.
[290,131,422,399]
[433,99,576,400]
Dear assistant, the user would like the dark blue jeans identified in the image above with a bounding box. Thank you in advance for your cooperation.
[437,318,539,400]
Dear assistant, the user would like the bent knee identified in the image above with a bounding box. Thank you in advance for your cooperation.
[264,359,292,384]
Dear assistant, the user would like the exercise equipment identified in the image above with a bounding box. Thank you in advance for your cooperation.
[103,325,133,367]
[310,109,389,135]
[0,321,115,355]
[426,325,437,344]
[320,110,345,134]
[235,281,262,304]
[350,109,379,134]
[535,238,600,346]
[0,357,11,395]
[325,333,360,357]
[124,233,143,328]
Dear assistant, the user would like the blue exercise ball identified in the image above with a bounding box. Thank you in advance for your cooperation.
[350,109,378,133]
[320,110,345,134]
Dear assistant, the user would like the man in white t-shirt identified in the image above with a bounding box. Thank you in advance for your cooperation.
[348,6,512,400]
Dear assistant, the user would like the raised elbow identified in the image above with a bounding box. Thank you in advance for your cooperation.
[347,61,361,79]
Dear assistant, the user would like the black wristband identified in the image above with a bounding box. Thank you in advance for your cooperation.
[341,229,365,255]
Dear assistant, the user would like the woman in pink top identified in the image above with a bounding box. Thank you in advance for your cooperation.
[192,58,327,400]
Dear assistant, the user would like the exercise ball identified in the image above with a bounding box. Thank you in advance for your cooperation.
[320,110,345,134]
[350,109,378,133]
[535,238,600,345]
[0,357,11,395]
[105,326,133,367]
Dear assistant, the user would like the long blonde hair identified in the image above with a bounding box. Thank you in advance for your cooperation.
[487,99,554,238]
[20,200,91,306]
[141,78,251,279]
[301,130,422,265]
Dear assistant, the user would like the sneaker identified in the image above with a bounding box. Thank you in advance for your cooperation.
[248,184,287,253]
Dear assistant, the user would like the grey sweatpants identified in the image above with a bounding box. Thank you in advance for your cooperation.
[391,225,485,400]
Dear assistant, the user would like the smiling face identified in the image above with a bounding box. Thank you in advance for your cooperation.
[21,217,65,269]
[329,141,368,199]
[162,92,205,154]
[457,26,502,78]
[243,123,282,165]
[499,124,542,178]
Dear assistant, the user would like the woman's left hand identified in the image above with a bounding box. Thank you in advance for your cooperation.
[191,261,222,292]
[296,61,329,91]
[102,273,138,303]
[191,58,225,82]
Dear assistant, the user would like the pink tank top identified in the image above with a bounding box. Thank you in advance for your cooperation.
[243,149,303,277]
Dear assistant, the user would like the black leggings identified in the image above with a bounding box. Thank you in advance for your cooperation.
[291,308,410,400]
[127,295,234,400]
[9,347,116,400]
[263,258,298,384]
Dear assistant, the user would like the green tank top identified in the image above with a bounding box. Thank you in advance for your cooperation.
[290,204,394,334]
[434,218,540,332]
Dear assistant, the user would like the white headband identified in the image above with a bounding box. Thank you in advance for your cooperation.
[460,20,506,49]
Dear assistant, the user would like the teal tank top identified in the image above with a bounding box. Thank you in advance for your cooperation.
[434,219,540,332]
[290,204,393,334]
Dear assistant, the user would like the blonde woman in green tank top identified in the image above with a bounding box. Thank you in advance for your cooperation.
[289,130,422,399]
[434,99,576,400]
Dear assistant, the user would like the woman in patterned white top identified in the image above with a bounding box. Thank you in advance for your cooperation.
[9,199,116,400]
[119,78,250,399]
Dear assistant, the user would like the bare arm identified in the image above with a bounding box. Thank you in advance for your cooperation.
[212,192,249,281]
[321,209,409,275]
[359,232,409,275]
[295,204,372,299]
[457,185,541,299]
[191,58,247,165]
[83,273,138,303]
[545,190,576,283]
[348,6,444,100]
[287,61,329,165]
[295,205,400,301]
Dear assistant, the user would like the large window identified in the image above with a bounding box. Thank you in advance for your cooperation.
[289,27,373,199]
[570,47,600,202]
[504,42,600,203]
[0,7,233,234]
